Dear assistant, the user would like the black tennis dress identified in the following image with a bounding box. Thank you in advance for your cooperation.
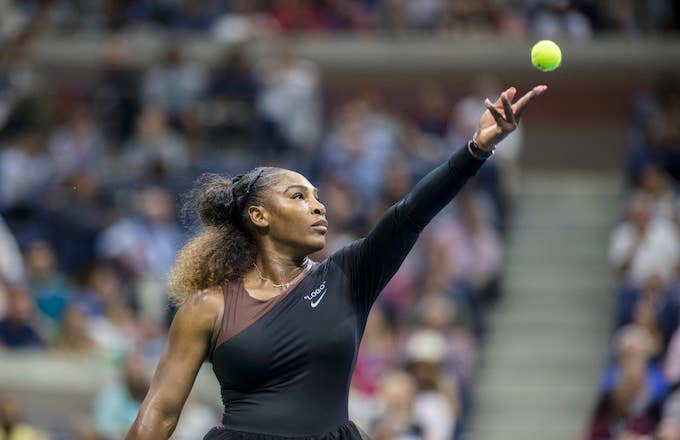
[204,144,486,439]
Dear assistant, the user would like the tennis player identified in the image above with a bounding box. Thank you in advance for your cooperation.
[126,85,547,440]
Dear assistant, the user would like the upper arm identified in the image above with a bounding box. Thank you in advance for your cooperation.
[127,288,222,439]
[331,202,420,315]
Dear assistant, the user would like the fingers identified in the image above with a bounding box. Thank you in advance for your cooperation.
[513,85,548,120]
[484,98,506,126]
[493,86,516,106]
[501,92,516,126]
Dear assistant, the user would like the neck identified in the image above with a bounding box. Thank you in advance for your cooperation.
[250,241,310,287]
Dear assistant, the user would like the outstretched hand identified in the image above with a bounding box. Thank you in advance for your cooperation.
[473,85,548,152]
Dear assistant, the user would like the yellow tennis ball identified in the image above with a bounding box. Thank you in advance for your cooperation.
[531,40,562,72]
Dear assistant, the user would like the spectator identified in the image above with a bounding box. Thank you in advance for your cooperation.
[93,40,140,146]
[609,191,680,285]
[370,369,424,440]
[411,295,478,387]
[321,99,398,207]
[255,45,321,159]
[352,307,398,397]
[638,163,676,220]
[24,240,71,332]
[0,130,52,210]
[202,48,259,144]
[122,108,189,182]
[44,171,112,273]
[55,305,95,353]
[529,0,594,40]
[0,393,50,440]
[142,44,207,121]
[663,324,680,384]
[0,285,43,349]
[659,387,680,439]
[658,418,680,440]
[403,329,459,440]
[92,353,150,439]
[97,187,184,279]
[74,262,137,356]
[47,101,105,178]
[213,0,275,43]
[585,325,667,439]
[616,272,680,352]
[0,215,24,286]
[433,189,503,295]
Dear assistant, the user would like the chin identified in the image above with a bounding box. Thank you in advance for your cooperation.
[305,237,326,254]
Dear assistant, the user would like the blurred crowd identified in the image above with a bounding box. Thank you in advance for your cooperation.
[1,0,679,42]
[583,76,680,439]
[0,6,524,440]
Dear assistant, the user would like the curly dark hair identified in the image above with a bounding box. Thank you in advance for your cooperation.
[169,166,286,305]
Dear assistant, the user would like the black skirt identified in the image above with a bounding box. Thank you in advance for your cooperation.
[203,421,372,440]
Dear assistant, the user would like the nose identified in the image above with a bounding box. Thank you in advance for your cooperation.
[312,199,326,216]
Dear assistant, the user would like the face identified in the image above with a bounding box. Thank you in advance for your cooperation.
[249,171,327,257]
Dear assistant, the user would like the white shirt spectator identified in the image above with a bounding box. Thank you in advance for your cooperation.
[413,391,455,440]
[0,215,24,285]
[256,51,321,152]
[609,217,680,285]
[0,142,53,208]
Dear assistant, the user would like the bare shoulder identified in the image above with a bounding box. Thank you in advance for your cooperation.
[172,286,224,334]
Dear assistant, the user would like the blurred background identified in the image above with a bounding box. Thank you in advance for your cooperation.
[0,0,680,439]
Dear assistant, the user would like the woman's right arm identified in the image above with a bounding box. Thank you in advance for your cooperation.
[126,289,222,439]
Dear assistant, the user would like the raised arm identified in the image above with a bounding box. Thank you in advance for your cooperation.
[126,289,222,439]
[332,85,547,314]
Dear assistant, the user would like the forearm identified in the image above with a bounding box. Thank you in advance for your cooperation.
[400,142,486,231]
[126,406,178,440]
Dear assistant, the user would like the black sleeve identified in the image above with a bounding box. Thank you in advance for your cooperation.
[330,143,487,317]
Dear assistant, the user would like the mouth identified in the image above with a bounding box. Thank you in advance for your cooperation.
[311,219,328,234]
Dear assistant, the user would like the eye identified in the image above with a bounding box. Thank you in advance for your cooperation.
[292,193,304,199]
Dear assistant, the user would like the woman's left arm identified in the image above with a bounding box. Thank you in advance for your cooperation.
[334,85,547,311]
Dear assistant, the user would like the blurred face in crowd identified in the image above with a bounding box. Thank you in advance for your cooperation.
[62,306,91,346]
[617,325,655,363]
[88,264,122,301]
[5,286,34,323]
[137,109,168,139]
[459,191,484,233]
[628,193,652,232]
[26,240,57,279]
[250,171,327,258]
[418,296,456,331]
[658,419,680,440]
[139,187,174,225]
[0,394,21,431]
[640,165,671,196]
[643,272,666,299]
[377,370,416,412]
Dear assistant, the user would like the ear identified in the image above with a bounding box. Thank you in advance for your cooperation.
[247,205,269,229]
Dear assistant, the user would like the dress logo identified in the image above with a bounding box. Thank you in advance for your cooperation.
[304,281,327,308]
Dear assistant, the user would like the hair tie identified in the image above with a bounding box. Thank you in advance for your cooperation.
[245,169,265,201]
[230,170,264,222]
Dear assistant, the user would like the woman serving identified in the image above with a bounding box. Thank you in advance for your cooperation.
[126,85,547,440]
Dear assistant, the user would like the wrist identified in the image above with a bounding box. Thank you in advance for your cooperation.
[472,133,495,152]
[467,140,495,160]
